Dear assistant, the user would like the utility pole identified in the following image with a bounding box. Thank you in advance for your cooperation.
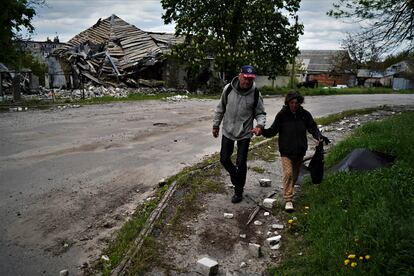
[290,15,299,89]
[290,56,296,89]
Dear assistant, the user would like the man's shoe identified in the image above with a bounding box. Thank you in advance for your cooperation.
[285,201,294,212]
[231,194,243,204]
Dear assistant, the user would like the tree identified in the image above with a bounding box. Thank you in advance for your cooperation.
[161,0,303,86]
[328,0,414,54]
[331,34,382,86]
[0,0,43,66]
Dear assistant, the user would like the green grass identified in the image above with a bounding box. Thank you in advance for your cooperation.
[260,86,410,96]
[269,111,414,275]
[250,166,266,174]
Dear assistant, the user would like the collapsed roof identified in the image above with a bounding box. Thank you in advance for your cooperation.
[54,14,183,84]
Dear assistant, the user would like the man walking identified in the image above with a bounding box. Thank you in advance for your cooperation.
[212,65,266,203]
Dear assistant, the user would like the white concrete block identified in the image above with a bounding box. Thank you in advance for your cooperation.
[223,213,234,219]
[271,243,281,250]
[259,178,272,187]
[197,257,219,275]
[263,198,277,209]
[271,224,284,230]
[267,235,282,246]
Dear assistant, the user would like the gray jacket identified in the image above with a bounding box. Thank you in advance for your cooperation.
[213,77,266,140]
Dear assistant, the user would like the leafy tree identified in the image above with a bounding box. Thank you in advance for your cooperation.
[161,0,303,86]
[328,0,414,54]
[0,0,43,66]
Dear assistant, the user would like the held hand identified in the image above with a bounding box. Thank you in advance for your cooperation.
[251,127,263,136]
[212,127,219,138]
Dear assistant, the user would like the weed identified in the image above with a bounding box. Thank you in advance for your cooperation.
[269,111,414,275]
[250,166,266,174]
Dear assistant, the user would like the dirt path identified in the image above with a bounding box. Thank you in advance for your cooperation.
[0,95,413,275]
[144,106,413,275]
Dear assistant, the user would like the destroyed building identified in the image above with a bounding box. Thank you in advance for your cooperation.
[54,14,186,89]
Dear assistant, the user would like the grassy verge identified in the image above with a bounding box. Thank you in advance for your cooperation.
[260,86,413,96]
[269,111,414,275]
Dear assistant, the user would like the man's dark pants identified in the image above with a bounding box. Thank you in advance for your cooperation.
[220,135,250,196]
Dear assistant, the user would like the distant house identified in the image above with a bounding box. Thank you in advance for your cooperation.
[19,37,66,61]
[356,60,414,89]
[297,50,356,87]
[255,50,355,88]
[385,61,414,90]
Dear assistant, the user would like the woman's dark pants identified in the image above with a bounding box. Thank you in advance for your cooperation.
[220,135,250,196]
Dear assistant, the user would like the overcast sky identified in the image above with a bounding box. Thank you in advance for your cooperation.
[29,0,360,50]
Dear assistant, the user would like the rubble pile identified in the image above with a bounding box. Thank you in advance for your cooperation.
[1,84,189,102]
[53,14,183,87]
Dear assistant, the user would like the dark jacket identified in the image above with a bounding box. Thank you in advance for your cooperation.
[263,105,321,158]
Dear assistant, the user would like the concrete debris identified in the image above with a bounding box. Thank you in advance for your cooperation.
[8,107,28,112]
[259,178,271,187]
[271,224,284,230]
[101,255,110,262]
[223,213,234,219]
[253,220,263,226]
[59,269,69,276]
[158,178,167,187]
[262,198,277,209]
[263,212,270,216]
[196,256,219,275]
[318,110,401,137]
[2,85,188,102]
[239,234,246,239]
[270,243,281,250]
[248,243,261,258]
[266,235,282,246]
[164,94,189,102]
[240,262,247,268]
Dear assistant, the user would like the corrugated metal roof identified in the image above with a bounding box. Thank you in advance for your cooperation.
[298,50,347,73]
[55,15,183,77]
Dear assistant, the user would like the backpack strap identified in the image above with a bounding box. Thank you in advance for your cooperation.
[253,87,259,113]
[222,83,233,113]
[223,85,260,113]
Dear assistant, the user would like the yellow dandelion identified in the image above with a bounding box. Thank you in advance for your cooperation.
[348,254,356,259]
[304,206,310,210]
[359,256,363,260]
[288,219,294,224]
[365,255,370,260]
[351,262,357,268]
[344,259,350,266]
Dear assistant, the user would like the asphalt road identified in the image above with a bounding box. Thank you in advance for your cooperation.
[1,94,414,275]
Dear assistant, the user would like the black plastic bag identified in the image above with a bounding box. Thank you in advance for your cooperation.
[308,141,324,184]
